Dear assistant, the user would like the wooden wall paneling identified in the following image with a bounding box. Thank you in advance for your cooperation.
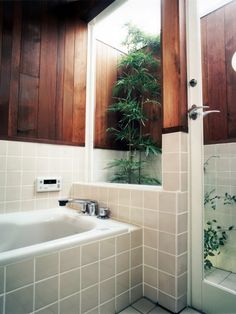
[201,17,211,142]
[17,1,41,138]
[8,2,22,137]
[0,2,13,136]
[55,17,65,141]
[94,40,122,149]
[206,9,227,142]
[104,44,119,147]
[178,0,187,129]
[38,3,58,139]
[161,0,187,132]
[72,20,87,145]
[0,3,2,79]
[62,19,75,142]
[20,2,41,77]
[95,40,104,147]
[143,103,162,147]
[18,73,39,136]
[225,1,236,138]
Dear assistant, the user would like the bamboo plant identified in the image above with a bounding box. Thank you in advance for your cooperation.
[106,24,162,185]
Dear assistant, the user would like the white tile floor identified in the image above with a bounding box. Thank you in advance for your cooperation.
[205,267,236,292]
[119,268,236,314]
[118,298,201,314]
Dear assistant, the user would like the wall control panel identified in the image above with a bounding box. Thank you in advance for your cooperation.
[36,177,62,192]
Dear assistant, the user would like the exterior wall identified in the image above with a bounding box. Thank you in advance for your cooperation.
[204,142,236,272]
[0,228,142,314]
[0,140,86,213]
[72,132,188,313]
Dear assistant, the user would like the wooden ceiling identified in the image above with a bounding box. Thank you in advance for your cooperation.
[4,0,116,22]
[49,0,116,22]
[66,0,115,22]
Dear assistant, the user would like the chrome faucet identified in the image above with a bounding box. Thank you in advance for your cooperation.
[58,198,99,216]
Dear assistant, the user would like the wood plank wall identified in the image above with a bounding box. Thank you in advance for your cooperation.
[161,0,187,133]
[94,40,124,149]
[0,0,189,148]
[94,0,188,150]
[201,0,236,144]
[94,40,162,150]
[0,1,87,146]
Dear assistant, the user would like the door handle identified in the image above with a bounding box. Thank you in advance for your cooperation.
[202,110,220,117]
[188,104,209,120]
[188,104,220,120]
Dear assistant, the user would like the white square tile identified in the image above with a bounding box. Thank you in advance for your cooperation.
[7,156,22,172]
[119,307,140,313]
[205,268,230,284]
[220,273,236,291]
[149,305,170,313]
[0,141,7,155]
[22,142,36,157]
[7,141,22,156]
[0,157,6,171]
[180,308,202,314]
[132,298,156,314]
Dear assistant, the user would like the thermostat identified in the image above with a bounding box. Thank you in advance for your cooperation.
[36,177,62,192]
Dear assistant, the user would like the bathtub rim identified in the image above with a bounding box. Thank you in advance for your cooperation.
[0,208,138,266]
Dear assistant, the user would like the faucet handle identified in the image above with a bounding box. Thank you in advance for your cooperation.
[87,203,97,216]
[97,207,110,219]
[58,199,69,206]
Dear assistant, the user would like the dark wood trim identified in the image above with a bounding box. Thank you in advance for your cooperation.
[0,135,85,147]
[162,126,188,134]
[205,138,236,145]
[93,145,128,151]
[0,2,14,136]
[82,0,116,22]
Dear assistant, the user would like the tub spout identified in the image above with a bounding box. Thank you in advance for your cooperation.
[58,199,99,216]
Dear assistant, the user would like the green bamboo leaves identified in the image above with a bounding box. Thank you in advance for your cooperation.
[106,24,162,185]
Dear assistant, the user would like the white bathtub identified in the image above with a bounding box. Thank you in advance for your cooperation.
[0,207,129,265]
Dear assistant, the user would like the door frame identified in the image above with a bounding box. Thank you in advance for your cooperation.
[186,0,204,310]
[187,1,236,312]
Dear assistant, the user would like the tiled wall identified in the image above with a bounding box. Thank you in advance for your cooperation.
[71,132,189,313]
[204,143,236,272]
[0,140,86,213]
[0,132,188,313]
[0,228,142,314]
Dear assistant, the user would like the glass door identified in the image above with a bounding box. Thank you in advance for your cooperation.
[187,1,236,313]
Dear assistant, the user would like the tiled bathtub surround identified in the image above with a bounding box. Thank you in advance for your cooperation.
[0,228,142,314]
[0,140,86,213]
[204,143,236,272]
[71,131,189,313]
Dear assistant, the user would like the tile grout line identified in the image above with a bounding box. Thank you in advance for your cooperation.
[33,258,36,313]
[58,252,60,314]
[3,266,6,314]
